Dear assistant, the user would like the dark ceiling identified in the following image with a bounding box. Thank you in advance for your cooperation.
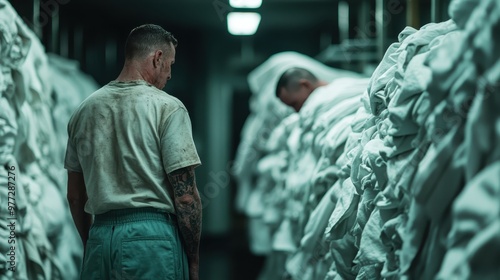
[64,0,340,33]
[13,0,451,87]
[10,0,351,85]
[55,0,347,83]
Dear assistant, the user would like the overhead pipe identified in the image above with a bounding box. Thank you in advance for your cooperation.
[376,0,386,60]
[406,0,420,28]
[431,0,439,22]
[338,0,349,43]
[32,0,41,38]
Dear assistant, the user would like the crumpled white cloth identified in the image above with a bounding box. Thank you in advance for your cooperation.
[300,77,369,131]
[248,51,363,99]
[436,161,500,280]
[0,0,31,68]
[448,0,481,29]
[285,184,338,280]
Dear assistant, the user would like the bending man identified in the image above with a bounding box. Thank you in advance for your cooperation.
[275,67,327,112]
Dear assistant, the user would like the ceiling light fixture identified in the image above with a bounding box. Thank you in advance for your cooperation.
[227,12,261,35]
[229,0,262,8]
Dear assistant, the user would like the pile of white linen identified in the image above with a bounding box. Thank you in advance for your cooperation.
[0,2,99,279]
[235,0,500,279]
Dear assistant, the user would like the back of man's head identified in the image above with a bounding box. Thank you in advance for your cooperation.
[275,67,318,97]
[124,24,178,60]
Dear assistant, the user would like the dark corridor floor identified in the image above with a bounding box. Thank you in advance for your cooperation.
[199,215,266,280]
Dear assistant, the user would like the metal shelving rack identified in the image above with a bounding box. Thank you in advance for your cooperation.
[317,0,451,73]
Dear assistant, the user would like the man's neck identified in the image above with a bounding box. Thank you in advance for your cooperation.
[115,61,151,83]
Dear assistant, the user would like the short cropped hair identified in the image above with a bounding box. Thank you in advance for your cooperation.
[275,67,318,97]
[124,24,178,60]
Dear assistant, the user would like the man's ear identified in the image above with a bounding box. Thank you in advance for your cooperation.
[152,50,163,68]
[299,79,314,92]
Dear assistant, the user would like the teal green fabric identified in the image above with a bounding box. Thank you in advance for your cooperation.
[80,207,188,280]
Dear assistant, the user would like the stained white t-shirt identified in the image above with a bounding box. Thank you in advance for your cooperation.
[64,80,201,215]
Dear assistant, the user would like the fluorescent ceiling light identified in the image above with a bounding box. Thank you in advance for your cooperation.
[229,0,262,8]
[227,12,261,35]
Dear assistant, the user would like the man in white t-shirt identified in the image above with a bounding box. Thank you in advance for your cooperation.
[64,24,202,280]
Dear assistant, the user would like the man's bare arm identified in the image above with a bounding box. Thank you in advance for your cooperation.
[167,166,202,280]
[66,171,92,248]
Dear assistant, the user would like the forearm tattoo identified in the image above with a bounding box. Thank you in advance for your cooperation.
[168,167,202,264]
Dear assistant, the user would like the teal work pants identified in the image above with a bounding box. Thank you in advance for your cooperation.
[80,207,188,280]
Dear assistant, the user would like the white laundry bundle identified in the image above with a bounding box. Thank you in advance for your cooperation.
[246,114,300,256]
[348,19,459,279]
[313,36,418,279]
[47,54,99,192]
[261,114,300,229]
[365,26,416,117]
[437,161,500,279]
[448,0,481,28]
[285,118,358,280]
[0,2,99,279]
[0,0,30,70]
[254,114,301,280]
[367,0,500,278]
[433,0,500,278]
[325,130,381,279]
[239,53,366,280]
[235,52,362,258]
[281,77,368,238]
[243,1,500,280]
[314,18,463,280]
[282,77,369,280]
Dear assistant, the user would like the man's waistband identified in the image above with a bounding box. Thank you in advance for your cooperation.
[93,207,176,226]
